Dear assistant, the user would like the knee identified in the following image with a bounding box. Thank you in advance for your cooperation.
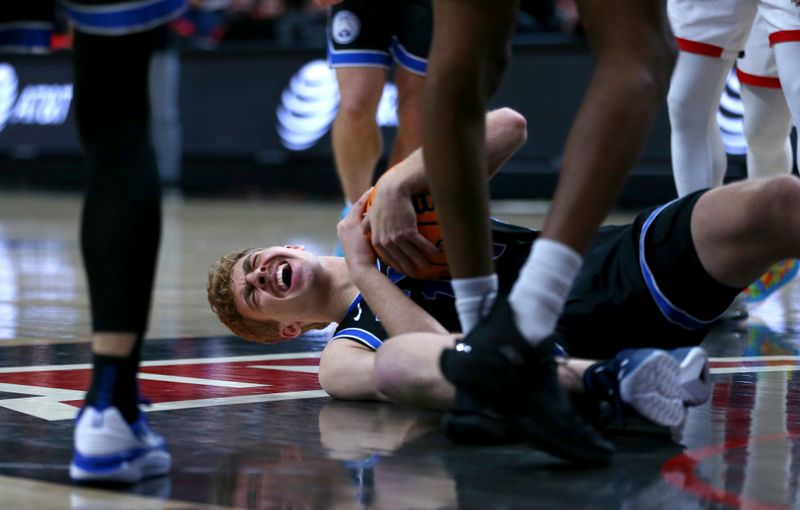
[610,33,675,101]
[497,107,528,144]
[641,44,675,99]
[762,175,800,217]
[667,80,707,129]
[666,83,689,119]
[766,175,800,209]
[372,348,406,400]
[336,93,379,126]
[372,343,436,401]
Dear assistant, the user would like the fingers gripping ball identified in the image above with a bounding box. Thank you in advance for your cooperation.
[365,188,449,279]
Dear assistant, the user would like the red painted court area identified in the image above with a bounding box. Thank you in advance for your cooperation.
[0,354,323,420]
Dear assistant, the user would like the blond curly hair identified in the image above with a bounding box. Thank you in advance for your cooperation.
[207,248,327,344]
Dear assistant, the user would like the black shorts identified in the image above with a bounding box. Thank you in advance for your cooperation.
[558,190,741,359]
[0,0,185,51]
[327,0,431,75]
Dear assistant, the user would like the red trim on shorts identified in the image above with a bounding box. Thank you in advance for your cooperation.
[675,37,723,57]
[769,30,800,46]
[736,67,781,89]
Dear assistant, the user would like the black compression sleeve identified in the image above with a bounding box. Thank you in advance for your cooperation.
[74,29,161,335]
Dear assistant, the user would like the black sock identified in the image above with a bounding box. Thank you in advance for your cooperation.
[84,353,141,423]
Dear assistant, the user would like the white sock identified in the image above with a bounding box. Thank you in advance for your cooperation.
[452,274,498,334]
[509,238,582,345]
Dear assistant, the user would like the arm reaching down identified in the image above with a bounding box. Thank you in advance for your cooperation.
[338,191,449,338]
[363,108,528,276]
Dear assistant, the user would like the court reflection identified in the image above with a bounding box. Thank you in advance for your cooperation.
[207,401,450,509]
[668,320,800,509]
[319,401,453,510]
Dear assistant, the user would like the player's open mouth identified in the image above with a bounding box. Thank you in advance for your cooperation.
[276,261,292,292]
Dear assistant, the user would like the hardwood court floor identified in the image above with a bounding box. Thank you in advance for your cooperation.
[2,191,800,509]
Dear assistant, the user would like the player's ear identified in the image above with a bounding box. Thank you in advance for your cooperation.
[280,322,303,339]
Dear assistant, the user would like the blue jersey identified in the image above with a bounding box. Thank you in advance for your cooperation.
[331,219,538,351]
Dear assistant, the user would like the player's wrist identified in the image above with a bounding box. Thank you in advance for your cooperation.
[348,261,381,283]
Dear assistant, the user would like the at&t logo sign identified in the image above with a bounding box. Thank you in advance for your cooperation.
[0,63,73,132]
[277,60,398,151]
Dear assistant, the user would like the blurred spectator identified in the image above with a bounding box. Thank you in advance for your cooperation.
[173,0,231,49]
[169,0,570,50]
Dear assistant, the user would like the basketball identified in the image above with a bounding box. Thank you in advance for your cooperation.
[365,187,449,280]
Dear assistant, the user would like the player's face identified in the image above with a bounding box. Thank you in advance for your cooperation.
[231,245,324,327]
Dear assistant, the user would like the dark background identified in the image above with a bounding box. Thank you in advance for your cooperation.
[0,39,748,208]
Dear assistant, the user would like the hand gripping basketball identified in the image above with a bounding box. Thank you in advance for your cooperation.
[365,187,449,280]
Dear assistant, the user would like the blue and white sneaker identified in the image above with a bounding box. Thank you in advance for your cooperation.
[584,349,685,427]
[70,406,171,484]
[666,346,710,407]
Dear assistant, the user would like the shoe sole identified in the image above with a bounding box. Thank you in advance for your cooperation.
[619,351,686,428]
[676,347,711,406]
[70,449,171,484]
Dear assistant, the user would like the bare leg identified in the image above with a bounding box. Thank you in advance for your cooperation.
[509,0,675,344]
[388,66,425,167]
[421,0,518,280]
[93,333,138,357]
[373,333,595,410]
[424,0,671,463]
[373,333,458,409]
[332,67,388,203]
[542,0,675,252]
[691,175,800,287]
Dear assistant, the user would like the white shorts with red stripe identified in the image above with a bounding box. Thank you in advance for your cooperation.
[737,12,781,89]
[668,0,800,60]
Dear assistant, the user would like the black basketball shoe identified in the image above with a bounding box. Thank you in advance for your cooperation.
[440,295,614,466]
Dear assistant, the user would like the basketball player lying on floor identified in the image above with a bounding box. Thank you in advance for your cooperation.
[207,108,799,433]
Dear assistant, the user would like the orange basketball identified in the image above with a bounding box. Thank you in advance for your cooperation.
[365,187,449,280]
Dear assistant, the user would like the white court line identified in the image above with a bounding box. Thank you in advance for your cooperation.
[0,387,329,421]
[0,383,85,400]
[250,365,319,374]
[708,355,800,375]
[710,355,800,363]
[148,390,328,412]
[0,398,79,421]
[0,355,327,420]
[137,373,266,388]
[711,365,800,375]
